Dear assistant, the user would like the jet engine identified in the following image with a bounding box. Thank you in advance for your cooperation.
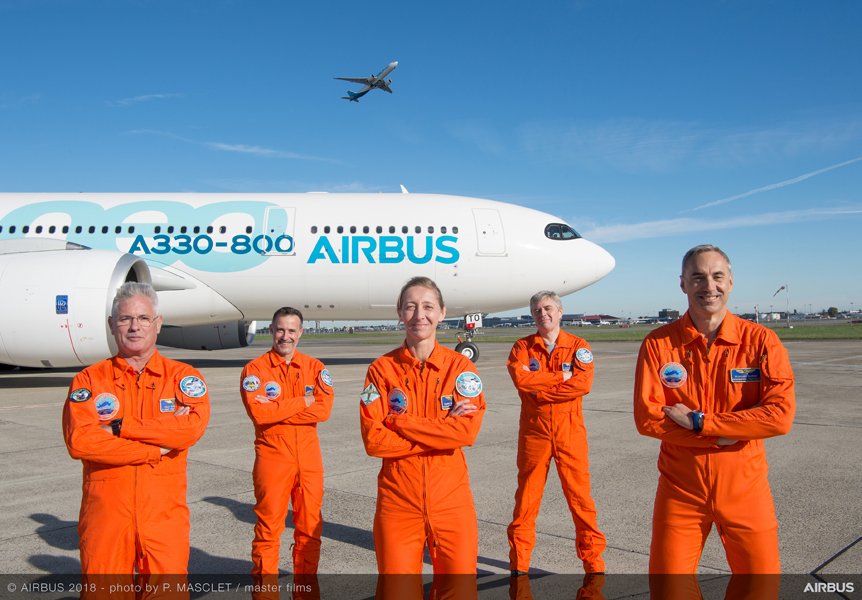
[0,249,150,368]
[158,320,256,351]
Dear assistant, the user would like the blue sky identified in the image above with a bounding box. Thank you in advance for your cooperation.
[1,0,860,318]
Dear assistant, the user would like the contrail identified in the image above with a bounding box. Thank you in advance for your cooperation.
[689,155,862,212]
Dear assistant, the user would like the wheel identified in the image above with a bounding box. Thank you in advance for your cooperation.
[455,341,479,362]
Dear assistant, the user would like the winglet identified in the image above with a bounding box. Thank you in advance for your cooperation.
[400,185,409,194]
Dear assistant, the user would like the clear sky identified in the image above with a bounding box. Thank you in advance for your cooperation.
[1,0,860,318]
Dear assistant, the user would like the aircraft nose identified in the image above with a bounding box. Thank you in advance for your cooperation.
[576,239,615,287]
[391,61,399,67]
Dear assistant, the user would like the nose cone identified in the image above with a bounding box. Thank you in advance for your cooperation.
[567,239,615,291]
[390,61,399,67]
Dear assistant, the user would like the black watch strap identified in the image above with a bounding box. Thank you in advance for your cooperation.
[110,418,123,437]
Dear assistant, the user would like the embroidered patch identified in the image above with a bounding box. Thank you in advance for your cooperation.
[455,372,483,398]
[388,388,408,415]
[179,375,207,398]
[730,368,761,383]
[360,384,380,405]
[160,398,177,413]
[69,388,91,403]
[529,358,540,372]
[440,395,454,410]
[264,381,281,399]
[304,384,315,395]
[94,393,120,421]
[659,362,688,389]
[576,348,594,364]
[242,375,261,392]
[320,369,333,388]
[562,362,572,373]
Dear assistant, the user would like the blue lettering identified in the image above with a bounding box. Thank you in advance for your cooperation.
[379,236,405,264]
[406,236,433,264]
[351,236,377,264]
[129,235,150,254]
[435,235,460,264]
[308,237,339,264]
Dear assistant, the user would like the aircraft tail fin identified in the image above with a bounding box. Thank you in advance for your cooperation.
[342,90,361,102]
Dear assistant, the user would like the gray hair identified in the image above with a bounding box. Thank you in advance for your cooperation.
[681,244,732,275]
[530,290,562,311]
[111,282,159,319]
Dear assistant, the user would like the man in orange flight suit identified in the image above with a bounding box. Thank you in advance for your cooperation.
[62,282,210,575]
[240,307,333,576]
[634,244,795,574]
[359,277,486,577]
[507,291,606,575]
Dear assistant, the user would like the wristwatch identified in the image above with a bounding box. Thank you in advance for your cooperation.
[689,410,705,433]
[110,418,123,437]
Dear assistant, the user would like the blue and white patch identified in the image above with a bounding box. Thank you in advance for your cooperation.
[94,393,120,421]
[69,388,91,403]
[440,395,454,410]
[528,358,540,372]
[160,398,177,413]
[360,384,380,406]
[455,372,483,398]
[304,384,315,395]
[388,388,408,415]
[730,368,761,383]
[562,363,572,373]
[179,375,207,398]
[320,369,333,388]
[264,381,281,399]
[659,362,688,389]
[576,348,594,364]
[242,375,261,392]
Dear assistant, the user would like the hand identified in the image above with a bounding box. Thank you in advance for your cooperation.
[160,447,172,455]
[717,437,738,446]
[304,394,315,407]
[255,395,272,404]
[449,400,478,417]
[662,403,693,429]
[99,423,112,434]
[174,405,190,416]
[521,365,530,372]
[563,371,572,382]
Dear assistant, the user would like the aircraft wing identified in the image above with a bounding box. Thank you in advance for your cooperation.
[334,77,372,85]
[379,82,393,93]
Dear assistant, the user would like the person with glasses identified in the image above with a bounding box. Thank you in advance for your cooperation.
[62,281,211,575]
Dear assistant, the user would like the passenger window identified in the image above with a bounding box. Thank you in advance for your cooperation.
[441,226,447,234]
[415,226,421,234]
[88,226,96,234]
[220,226,227,234]
[363,226,369,234]
[36,226,43,233]
[324,226,331,234]
[115,226,122,234]
[428,226,435,233]
[23,226,30,233]
[181,226,188,234]
[62,226,69,234]
[206,226,213,234]
[155,226,162,234]
[402,226,408,234]
[167,226,175,234]
[376,226,383,234]
[311,226,318,234]
[193,226,200,234]
[453,226,459,234]
[245,226,252,234]
[8,226,15,233]
[350,226,357,234]
[337,226,344,234]
[75,226,82,233]
[49,226,57,234]
[389,226,396,234]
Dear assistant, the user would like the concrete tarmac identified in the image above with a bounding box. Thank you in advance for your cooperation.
[0,339,859,580]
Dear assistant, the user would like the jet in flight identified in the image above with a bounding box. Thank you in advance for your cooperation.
[0,192,614,367]
[336,60,398,102]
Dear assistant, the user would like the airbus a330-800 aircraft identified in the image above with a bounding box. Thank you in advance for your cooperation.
[336,60,398,102]
[0,192,614,368]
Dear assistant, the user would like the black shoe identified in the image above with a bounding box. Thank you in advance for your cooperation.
[510,570,528,577]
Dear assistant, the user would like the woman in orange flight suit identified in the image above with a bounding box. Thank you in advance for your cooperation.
[359,276,485,579]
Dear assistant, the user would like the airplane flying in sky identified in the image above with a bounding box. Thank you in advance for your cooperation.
[0,192,614,367]
[336,60,398,102]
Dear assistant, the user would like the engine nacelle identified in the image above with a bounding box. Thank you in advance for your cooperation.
[0,249,150,368]
[158,320,255,351]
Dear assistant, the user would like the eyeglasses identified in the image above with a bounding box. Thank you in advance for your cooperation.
[115,315,158,329]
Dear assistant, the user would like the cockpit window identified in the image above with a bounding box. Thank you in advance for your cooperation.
[544,223,581,240]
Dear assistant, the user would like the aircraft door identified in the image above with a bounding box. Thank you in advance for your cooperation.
[472,208,506,256]
[262,207,296,256]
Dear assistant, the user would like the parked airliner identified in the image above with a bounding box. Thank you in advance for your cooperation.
[0,192,614,368]
[336,60,398,102]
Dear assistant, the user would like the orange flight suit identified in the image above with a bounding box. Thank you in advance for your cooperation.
[634,312,795,574]
[359,342,485,575]
[62,351,210,574]
[240,348,334,575]
[506,330,606,574]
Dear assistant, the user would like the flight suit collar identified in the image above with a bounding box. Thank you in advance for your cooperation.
[394,341,445,373]
[265,347,304,371]
[110,350,165,380]
[527,329,575,355]
[679,311,741,348]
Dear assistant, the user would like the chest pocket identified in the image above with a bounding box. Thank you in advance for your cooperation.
[718,345,763,411]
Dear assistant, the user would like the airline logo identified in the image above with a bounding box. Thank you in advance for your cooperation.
[1,200,461,271]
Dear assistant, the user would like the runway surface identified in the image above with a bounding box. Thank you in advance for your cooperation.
[0,339,859,580]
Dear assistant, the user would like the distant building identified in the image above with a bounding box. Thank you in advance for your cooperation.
[658,308,680,321]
